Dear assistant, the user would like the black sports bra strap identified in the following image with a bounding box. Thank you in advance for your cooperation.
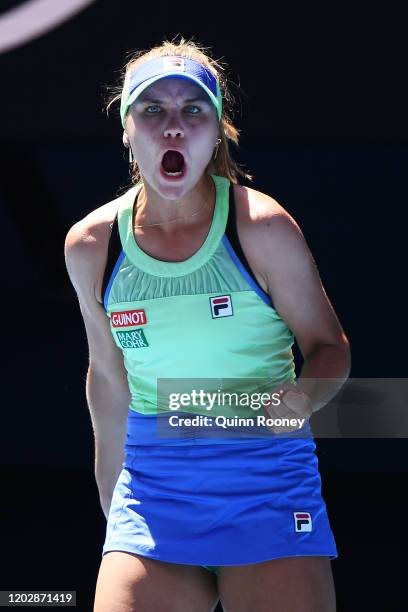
[101,213,122,302]
[225,184,268,298]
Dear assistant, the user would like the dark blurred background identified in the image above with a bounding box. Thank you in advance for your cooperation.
[0,1,406,610]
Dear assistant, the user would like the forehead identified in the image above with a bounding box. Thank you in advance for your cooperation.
[137,77,210,102]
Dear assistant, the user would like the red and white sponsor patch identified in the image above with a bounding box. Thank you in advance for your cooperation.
[111,309,147,327]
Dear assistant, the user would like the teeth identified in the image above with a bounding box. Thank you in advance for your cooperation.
[164,170,183,176]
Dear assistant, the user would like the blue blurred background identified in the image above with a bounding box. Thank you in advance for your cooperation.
[0,1,405,609]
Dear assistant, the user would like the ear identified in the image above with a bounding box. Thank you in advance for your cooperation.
[122,131,130,148]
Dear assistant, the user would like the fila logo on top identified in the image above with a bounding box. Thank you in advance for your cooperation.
[210,295,233,318]
[294,512,313,532]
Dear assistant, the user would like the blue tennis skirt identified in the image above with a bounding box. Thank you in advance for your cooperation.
[102,409,338,572]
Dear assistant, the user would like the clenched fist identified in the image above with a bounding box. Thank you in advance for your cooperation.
[264,382,313,434]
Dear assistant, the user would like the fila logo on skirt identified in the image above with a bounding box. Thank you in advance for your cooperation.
[210,295,233,318]
[294,512,313,532]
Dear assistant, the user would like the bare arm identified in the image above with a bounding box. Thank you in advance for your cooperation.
[64,216,131,518]
[242,191,351,414]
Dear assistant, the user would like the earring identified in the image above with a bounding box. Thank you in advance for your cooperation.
[213,138,221,160]
[127,147,135,178]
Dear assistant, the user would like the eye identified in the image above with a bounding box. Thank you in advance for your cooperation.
[185,105,200,114]
[145,104,161,114]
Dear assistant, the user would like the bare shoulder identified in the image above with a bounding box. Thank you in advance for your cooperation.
[232,183,303,251]
[64,197,121,304]
[232,184,304,291]
[233,183,291,225]
[65,198,119,254]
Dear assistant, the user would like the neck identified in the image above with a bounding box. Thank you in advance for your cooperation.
[134,174,215,232]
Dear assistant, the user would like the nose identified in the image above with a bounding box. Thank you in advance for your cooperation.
[163,112,184,139]
[163,126,184,138]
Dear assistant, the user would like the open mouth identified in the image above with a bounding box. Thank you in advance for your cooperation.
[161,150,185,177]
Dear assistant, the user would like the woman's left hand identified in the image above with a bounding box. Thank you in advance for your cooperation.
[264,383,313,434]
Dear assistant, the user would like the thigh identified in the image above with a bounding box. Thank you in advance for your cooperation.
[218,556,336,612]
[93,551,219,612]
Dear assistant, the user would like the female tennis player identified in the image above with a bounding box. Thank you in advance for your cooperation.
[65,38,351,612]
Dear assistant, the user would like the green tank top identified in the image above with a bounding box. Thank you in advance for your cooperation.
[103,174,296,418]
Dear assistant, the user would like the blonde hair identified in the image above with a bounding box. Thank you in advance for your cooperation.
[106,35,252,184]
